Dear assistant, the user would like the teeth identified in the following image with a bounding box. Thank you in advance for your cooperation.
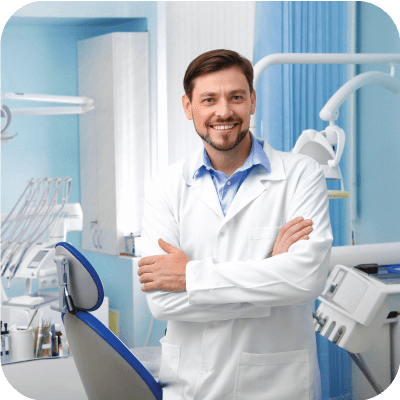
[212,124,235,130]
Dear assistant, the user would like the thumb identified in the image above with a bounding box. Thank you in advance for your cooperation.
[158,238,177,254]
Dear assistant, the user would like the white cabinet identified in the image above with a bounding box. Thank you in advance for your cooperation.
[78,32,151,255]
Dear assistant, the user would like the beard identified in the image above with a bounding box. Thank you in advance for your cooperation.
[193,117,249,152]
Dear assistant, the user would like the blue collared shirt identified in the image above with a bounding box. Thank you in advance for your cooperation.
[193,134,271,216]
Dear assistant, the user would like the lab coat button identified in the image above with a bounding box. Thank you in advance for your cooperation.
[220,232,225,237]
[209,324,213,329]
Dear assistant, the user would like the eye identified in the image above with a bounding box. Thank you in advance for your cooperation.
[204,98,214,103]
[232,95,243,101]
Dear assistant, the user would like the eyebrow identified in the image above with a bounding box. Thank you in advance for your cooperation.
[199,89,248,99]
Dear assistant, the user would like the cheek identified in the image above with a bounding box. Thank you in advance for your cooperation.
[194,104,204,115]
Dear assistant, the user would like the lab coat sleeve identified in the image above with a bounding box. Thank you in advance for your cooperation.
[140,173,272,322]
[186,163,333,308]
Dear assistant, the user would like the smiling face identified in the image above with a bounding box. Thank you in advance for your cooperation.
[182,67,256,152]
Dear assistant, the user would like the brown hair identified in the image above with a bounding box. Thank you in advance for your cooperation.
[183,49,254,101]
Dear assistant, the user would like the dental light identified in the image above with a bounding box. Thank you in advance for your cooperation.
[251,53,400,199]
[292,71,400,198]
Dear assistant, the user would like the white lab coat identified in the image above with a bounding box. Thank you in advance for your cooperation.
[140,138,333,400]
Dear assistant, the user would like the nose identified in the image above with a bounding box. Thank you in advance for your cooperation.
[215,98,233,119]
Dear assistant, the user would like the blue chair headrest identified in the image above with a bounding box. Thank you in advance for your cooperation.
[55,242,104,312]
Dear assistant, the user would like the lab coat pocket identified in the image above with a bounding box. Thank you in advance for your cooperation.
[234,349,310,400]
[158,341,183,399]
[248,227,280,260]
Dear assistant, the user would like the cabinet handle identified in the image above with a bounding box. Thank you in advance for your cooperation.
[91,221,99,249]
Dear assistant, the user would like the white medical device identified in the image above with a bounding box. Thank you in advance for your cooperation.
[311,242,400,395]
[315,264,400,354]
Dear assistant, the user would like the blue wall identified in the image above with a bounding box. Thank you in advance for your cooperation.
[1,2,159,348]
[354,2,400,245]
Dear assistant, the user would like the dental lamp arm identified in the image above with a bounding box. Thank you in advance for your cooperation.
[319,71,400,122]
[250,53,400,134]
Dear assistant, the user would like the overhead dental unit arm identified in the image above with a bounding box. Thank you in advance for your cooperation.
[1,92,95,116]
[1,93,95,144]
[251,53,400,199]
[319,71,400,122]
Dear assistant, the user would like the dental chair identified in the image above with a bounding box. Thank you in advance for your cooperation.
[51,242,163,400]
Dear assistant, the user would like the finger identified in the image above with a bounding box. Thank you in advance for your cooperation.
[141,282,159,292]
[281,230,312,253]
[139,272,154,284]
[281,219,312,243]
[275,217,304,244]
[137,265,154,277]
[138,256,158,268]
[158,238,178,254]
[286,219,312,237]
[285,226,313,246]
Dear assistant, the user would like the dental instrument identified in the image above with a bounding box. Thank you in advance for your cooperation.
[26,301,43,330]
[7,178,71,287]
[1,178,83,330]
[2,177,72,288]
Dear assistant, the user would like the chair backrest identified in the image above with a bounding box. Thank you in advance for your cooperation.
[55,242,163,400]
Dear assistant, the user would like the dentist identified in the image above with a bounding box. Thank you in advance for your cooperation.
[138,49,332,400]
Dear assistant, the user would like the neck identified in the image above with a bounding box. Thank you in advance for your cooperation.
[204,133,252,177]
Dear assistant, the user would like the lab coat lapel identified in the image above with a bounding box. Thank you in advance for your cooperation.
[224,139,287,222]
[182,140,286,221]
[183,148,225,219]
[190,175,225,219]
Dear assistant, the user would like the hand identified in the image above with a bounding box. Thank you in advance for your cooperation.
[138,239,191,292]
[271,217,313,257]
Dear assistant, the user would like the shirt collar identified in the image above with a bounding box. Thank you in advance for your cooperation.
[193,132,271,179]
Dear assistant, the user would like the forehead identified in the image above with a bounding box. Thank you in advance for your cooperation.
[192,67,250,96]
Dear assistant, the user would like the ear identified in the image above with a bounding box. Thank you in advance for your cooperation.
[182,94,193,120]
[250,89,256,115]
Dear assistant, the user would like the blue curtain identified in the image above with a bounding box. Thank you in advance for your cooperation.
[253,2,352,399]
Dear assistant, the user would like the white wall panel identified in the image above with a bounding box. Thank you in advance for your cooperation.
[165,1,256,166]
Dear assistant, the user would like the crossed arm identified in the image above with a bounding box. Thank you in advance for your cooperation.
[137,217,314,293]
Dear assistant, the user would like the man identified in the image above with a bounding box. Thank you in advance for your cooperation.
[138,49,332,400]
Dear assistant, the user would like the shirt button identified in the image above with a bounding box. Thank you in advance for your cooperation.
[205,368,209,373]
[206,167,210,170]
[227,181,231,185]
[209,324,213,329]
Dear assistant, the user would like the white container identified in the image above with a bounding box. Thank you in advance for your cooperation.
[8,326,34,363]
